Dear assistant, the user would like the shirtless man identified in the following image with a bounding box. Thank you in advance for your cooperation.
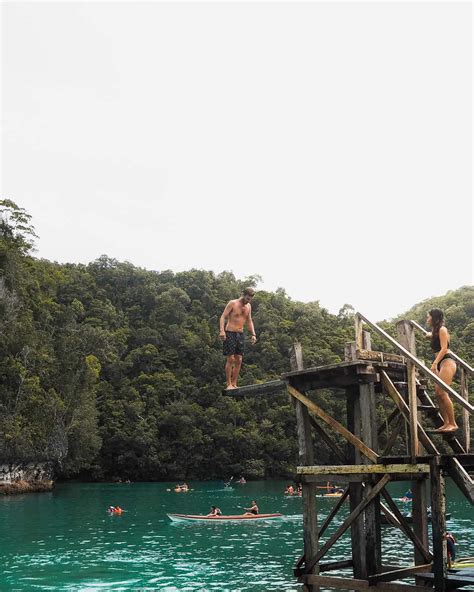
[219,287,257,390]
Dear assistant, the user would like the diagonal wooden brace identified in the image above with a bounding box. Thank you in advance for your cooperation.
[287,385,379,463]
[304,474,391,573]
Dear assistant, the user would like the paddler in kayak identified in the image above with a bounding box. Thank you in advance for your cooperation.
[243,500,259,515]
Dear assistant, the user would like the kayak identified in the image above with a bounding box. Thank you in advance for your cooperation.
[168,513,283,522]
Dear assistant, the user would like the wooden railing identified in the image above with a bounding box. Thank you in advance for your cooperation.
[409,319,474,374]
[409,318,472,452]
[355,313,473,414]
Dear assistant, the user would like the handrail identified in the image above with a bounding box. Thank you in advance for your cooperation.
[355,313,473,414]
[409,319,474,375]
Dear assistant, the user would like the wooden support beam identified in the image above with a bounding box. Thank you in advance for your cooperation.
[382,416,404,456]
[380,371,439,454]
[297,464,430,475]
[304,475,391,572]
[357,313,474,413]
[302,574,434,591]
[357,350,406,364]
[309,417,347,464]
[368,564,433,585]
[407,361,419,460]
[320,559,354,572]
[318,487,350,539]
[430,457,447,591]
[288,385,379,463]
[380,488,433,563]
[446,457,474,504]
[289,343,319,592]
[378,407,401,436]
[412,480,429,566]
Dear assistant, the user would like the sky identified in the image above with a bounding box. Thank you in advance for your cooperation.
[1,1,472,321]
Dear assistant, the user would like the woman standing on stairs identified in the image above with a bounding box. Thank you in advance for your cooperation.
[426,309,458,433]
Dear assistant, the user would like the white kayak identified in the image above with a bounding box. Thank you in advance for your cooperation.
[168,513,283,522]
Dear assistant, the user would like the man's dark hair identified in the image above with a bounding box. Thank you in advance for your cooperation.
[242,287,256,297]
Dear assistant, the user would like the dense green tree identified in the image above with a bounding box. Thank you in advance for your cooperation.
[0,201,472,481]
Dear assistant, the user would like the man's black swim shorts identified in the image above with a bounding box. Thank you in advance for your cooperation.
[223,331,244,356]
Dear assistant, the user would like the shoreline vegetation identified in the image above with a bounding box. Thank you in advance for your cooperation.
[0,201,472,491]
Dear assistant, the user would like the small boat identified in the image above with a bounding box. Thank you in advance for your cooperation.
[168,513,283,523]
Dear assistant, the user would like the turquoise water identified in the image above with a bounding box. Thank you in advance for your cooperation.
[1,480,472,591]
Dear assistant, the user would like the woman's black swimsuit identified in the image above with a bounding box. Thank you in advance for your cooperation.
[431,335,456,371]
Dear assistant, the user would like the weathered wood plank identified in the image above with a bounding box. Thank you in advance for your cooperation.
[382,416,404,456]
[221,380,286,396]
[357,313,474,413]
[357,350,406,364]
[304,475,391,572]
[430,457,447,591]
[309,417,347,464]
[318,487,350,539]
[288,386,379,463]
[297,464,430,475]
[412,480,429,566]
[289,343,319,591]
[368,563,433,585]
[446,457,474,504]
[303,575,437,592]
[320,559,354,572]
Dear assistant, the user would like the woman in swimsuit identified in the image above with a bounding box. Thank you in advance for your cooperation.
[426,309,458,433]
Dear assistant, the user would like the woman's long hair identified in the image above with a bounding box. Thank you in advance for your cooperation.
[429,308,445,349]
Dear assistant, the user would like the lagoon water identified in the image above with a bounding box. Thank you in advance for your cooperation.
[1,480,472,591]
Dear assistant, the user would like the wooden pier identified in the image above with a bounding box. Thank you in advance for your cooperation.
[226,315,473,592]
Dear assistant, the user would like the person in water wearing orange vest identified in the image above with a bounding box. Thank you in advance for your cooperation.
[219,287,257,390]
[244,500,259,515]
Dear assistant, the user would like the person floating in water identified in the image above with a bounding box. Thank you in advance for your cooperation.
[401,489,413,502]
[219,287,257,390]
[445,531,456,568]
[426,309,458,433]
[243,500,259,515]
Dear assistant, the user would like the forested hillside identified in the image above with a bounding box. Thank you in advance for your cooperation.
[0,200,472,481]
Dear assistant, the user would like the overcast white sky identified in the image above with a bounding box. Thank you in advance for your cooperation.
[2,1,472,321]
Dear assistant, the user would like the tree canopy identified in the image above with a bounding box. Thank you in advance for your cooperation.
[0,200,472,480]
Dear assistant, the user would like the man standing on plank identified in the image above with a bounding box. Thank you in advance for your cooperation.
[219,287,257,390]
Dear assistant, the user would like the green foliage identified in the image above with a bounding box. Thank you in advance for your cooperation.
[0,202,472,480]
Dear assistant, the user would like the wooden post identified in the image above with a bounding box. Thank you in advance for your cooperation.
[430,457,447,592]
[290,343,319,591]
[460,368,470,453]
[355,315,363,350]
[396,320,428,567]
[362,330,372,351]
[346,386,366,579]
[396,320,419,459]
[359,378,381,577]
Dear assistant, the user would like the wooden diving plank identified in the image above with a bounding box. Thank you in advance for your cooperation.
[221,380,286,396]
